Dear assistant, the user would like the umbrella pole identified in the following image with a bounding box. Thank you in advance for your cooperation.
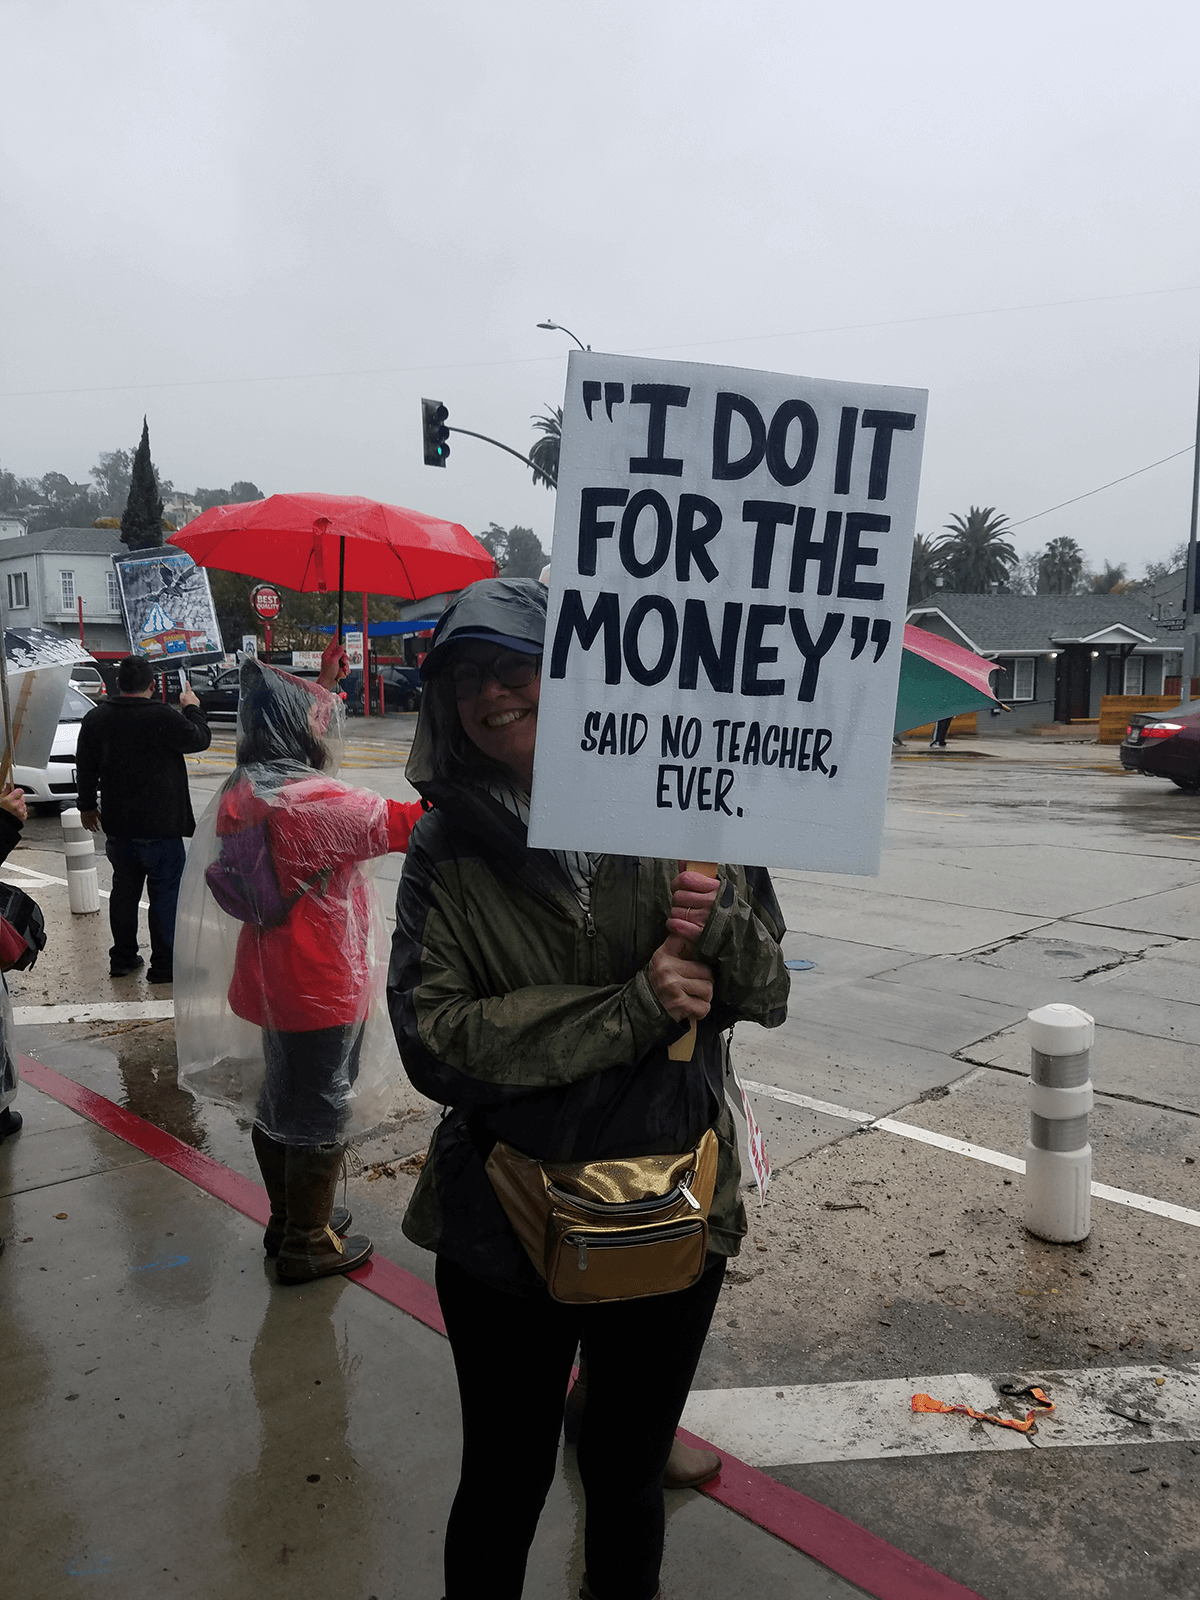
[337,536,345,645]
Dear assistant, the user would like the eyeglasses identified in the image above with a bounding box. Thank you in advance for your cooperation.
[447,650,541,701]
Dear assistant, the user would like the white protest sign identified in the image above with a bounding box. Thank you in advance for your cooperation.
[528,353,926,874]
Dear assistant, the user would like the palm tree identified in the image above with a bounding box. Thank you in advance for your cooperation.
[1089,561,1128,594]
[1037,536,1086,595]
[939,507,1017,593]
[906,533,945,605]
[528,406,561,490]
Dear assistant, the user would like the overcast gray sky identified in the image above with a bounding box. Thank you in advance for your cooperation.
[3,0,1199,576]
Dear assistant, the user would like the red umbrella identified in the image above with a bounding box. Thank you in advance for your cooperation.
[168,492,496,637]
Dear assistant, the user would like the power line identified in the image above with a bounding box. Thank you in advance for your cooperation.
[1007,446,1195,529]
[637,282,1200,355]
[1,283,1197,402]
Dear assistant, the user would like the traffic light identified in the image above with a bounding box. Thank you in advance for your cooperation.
[422,398,450,467]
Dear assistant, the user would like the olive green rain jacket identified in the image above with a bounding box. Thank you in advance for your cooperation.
[387,617,790,1296]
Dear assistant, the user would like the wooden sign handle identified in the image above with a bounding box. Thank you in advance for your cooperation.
[667,861,719,1063]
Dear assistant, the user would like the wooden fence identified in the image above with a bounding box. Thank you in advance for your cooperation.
[1097,695,1183,745]
[900,713,978,739]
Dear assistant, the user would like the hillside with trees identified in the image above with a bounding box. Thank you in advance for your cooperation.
[0,439,262,533]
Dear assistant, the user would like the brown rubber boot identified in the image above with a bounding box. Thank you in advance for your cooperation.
[252,1125,352,1255]
[276,1144,372,1284]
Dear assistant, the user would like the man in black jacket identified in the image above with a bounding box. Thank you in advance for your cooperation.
[76,654,211,983]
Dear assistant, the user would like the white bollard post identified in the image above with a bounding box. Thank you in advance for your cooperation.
[60,807,101,914]
[1025,1003,1094,1243]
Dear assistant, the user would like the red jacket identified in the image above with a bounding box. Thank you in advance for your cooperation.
[217,774,421,1032]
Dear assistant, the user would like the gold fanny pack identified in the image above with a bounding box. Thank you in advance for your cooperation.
[485,1129,719,1305]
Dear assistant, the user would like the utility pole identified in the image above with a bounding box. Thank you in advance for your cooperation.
[1183,358,1200,706]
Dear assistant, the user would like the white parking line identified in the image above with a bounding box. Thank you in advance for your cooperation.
[12,1001,175,1026]
[3,861,148,909]
[3,865,75,890]
[739,1081,874,1124]
[741,1079,1200,1229]
[681,1363,1200,1466]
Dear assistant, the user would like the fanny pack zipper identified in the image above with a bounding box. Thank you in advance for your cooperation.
[547,1170,701,1219]
[569,1218,705,1272]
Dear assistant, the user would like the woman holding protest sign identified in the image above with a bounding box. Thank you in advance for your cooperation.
[388,576,788,1600]
[176,639,423,1283]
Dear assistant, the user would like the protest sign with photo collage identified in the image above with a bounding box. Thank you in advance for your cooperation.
[112,550,224,668]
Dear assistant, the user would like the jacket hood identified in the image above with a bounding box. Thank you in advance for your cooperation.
[407,577,546,789]
[419,577,546,680]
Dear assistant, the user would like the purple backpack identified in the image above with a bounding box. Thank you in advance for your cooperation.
[205,819,299,928]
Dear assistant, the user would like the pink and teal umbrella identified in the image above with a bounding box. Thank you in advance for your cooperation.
[895,624,999,733]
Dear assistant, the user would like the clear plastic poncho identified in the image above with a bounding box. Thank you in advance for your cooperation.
[175,658,403,1146]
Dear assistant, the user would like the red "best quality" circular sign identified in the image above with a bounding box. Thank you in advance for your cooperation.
[250,583,282,620]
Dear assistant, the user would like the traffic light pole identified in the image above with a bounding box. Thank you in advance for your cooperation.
[445,426,550,483]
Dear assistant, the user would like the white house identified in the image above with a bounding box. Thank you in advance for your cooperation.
[0,525,130,659]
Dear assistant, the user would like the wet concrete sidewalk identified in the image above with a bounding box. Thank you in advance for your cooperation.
[1,1072,886,1600]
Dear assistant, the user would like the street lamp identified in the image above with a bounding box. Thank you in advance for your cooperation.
[537,319,590,351]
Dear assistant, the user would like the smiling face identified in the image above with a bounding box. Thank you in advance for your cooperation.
[450,642,542,792]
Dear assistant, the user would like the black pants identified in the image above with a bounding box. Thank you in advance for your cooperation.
[435,1253,727,1600]
[258,1023,363,1145]
[105,836,186,972]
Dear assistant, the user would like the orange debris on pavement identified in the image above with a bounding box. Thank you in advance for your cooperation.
[911,1386,1055,1434]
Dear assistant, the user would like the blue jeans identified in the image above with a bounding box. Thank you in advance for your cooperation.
[105,837,186,973]
[257,1023,364,1146]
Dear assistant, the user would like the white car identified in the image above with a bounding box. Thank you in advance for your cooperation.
[12,685,93,813]
[69,664,107,702]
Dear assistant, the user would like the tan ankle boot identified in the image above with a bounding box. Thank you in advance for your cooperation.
[663,1433,721,1488]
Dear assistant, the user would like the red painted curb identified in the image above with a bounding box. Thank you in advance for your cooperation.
[17,1057,447,1335]
[677,1425,984,1600]
[351,1249,446,1335]
[20,1054,982,1600]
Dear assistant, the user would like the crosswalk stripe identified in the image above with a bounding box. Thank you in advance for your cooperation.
[681,1362,1200,1466]
[14,1000,175,1025]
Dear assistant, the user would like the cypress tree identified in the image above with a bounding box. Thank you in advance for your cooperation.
[119,417,165,551]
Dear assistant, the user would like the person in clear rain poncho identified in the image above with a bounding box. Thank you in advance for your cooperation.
[175,641,422,1282]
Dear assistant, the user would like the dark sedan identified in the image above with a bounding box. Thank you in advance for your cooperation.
[1120,701,1200,791]
[345,665,422,714]
[193,666,241,721]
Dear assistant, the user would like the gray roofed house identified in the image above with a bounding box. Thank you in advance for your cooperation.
[0,523,131,657]
[907,590,1187,730]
